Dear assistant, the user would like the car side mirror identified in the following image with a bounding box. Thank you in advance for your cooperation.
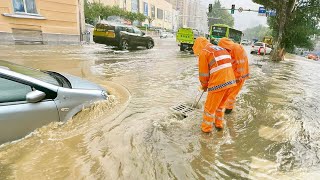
[26,90,46,103]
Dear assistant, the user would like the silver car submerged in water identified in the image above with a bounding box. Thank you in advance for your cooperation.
[0,60,109,144]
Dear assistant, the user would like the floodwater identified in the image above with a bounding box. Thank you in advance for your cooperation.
[0,38,320,179]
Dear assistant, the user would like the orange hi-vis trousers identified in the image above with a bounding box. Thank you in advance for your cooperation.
[225,80,245,110]
[202,89,231,133]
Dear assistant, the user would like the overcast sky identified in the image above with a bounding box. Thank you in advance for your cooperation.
[202,0,268,30]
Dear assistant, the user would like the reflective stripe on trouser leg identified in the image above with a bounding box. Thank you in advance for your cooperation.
[202,89,229,132]
[225,99,236,110]
[215,109,224,128]
[202,111,215,133]
[225,80,245,109]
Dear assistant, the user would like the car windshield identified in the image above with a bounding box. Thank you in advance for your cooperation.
[254,43,263,46]
[0,60,60,86]
[193,30,199,37]
[211,26,227,38]
[229,28,242,43]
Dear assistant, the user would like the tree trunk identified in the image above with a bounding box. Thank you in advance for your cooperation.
[271,0,287,61]
[271,0,296,61]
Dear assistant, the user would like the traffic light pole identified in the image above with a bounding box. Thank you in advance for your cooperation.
[211,8,259,12]
[208,3,259,14]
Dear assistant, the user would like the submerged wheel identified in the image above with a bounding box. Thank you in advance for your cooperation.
[146,41,154,49]
[120,39,129,50]
[180,45,186,51]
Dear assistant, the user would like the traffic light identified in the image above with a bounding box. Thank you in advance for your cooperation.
[231,4,235,14]
[209,4,212,13]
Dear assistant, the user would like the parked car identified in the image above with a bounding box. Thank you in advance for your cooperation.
[0,60,109,144]
[307,53,318,60]
[160,32,174,38]
[93,22,154,50]
[241,39,250,46]
[250,42,273,54]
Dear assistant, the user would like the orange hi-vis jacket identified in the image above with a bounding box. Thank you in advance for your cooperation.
[218,38,250,82]
[231,44,250,82]
[198,44,236,92]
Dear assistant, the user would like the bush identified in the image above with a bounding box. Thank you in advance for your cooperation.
[84,0,147,25]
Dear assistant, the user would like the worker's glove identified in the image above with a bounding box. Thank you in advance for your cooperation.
[199,86,208,92]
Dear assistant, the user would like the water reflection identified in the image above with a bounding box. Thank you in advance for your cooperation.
[0,39,320,179]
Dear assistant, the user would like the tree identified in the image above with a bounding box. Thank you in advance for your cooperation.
[207,0,234,29]
[84,1,104,25]
[147,16,155,27]
[84,1,148,25]
[136,13,147,23]
[252,0,320,61]
[243,25,272,41]
[124,11,138,24]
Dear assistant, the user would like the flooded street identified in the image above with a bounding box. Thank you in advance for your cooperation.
[0,38,320,179]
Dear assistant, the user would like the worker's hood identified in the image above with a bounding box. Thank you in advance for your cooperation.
[218,37,235,51]
[193,37,210,56]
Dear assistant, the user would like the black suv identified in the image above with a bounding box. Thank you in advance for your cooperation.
[93,22,154,50]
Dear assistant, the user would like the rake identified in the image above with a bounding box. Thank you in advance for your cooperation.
[170,90,205,118]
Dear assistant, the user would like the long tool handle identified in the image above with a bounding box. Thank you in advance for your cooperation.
[192,90,200,107]
[193,91,204,108]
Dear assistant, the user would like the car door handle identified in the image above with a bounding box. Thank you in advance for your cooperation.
[61,108,70,112]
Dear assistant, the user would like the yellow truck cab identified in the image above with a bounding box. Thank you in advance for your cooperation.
[263,36,273,47]
[176,28,200,51]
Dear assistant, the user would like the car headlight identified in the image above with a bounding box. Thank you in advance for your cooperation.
[101,90,109,100]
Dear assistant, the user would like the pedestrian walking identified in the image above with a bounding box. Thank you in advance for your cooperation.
[218,38,250,114]
[193,37,236,133]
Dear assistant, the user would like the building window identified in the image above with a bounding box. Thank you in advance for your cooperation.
[13,0,38,14]
[157,8,163,20]
[151,5,155,18]
[131,0,139,13]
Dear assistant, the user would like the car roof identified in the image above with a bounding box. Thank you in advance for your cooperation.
[0,60,59,92]
[97,21,135,28]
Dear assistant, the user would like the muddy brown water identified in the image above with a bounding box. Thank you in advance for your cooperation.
[0,39,320,179]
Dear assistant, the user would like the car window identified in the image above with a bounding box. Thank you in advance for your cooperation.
[193,30,199,38]
[0,60,60,86]
[0,77,32,103]
[133,28,142,35]
[126,27,134,33]
[254,43,263,46]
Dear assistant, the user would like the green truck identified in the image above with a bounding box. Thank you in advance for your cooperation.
[176,28,200,51]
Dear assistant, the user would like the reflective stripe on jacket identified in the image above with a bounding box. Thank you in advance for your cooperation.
[198,45,236,92]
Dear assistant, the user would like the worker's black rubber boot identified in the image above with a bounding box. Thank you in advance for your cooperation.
[225,109,233,114]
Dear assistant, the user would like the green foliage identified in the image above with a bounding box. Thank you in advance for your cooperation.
[84,0,147,25]
[207,0,234,29]
[84,1,104,25]
[243,25,272,41]
[136,13,147,22]
[253,0,320,53]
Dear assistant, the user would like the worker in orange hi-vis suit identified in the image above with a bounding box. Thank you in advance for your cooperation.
[193,37,236,133]
[218,38,250,114]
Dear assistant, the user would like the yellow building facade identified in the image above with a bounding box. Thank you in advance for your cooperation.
[0,0,84,44]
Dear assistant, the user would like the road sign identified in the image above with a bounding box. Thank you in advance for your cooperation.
[238,7,243,13]
[258,6,266,16]
[266,10,277,17]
